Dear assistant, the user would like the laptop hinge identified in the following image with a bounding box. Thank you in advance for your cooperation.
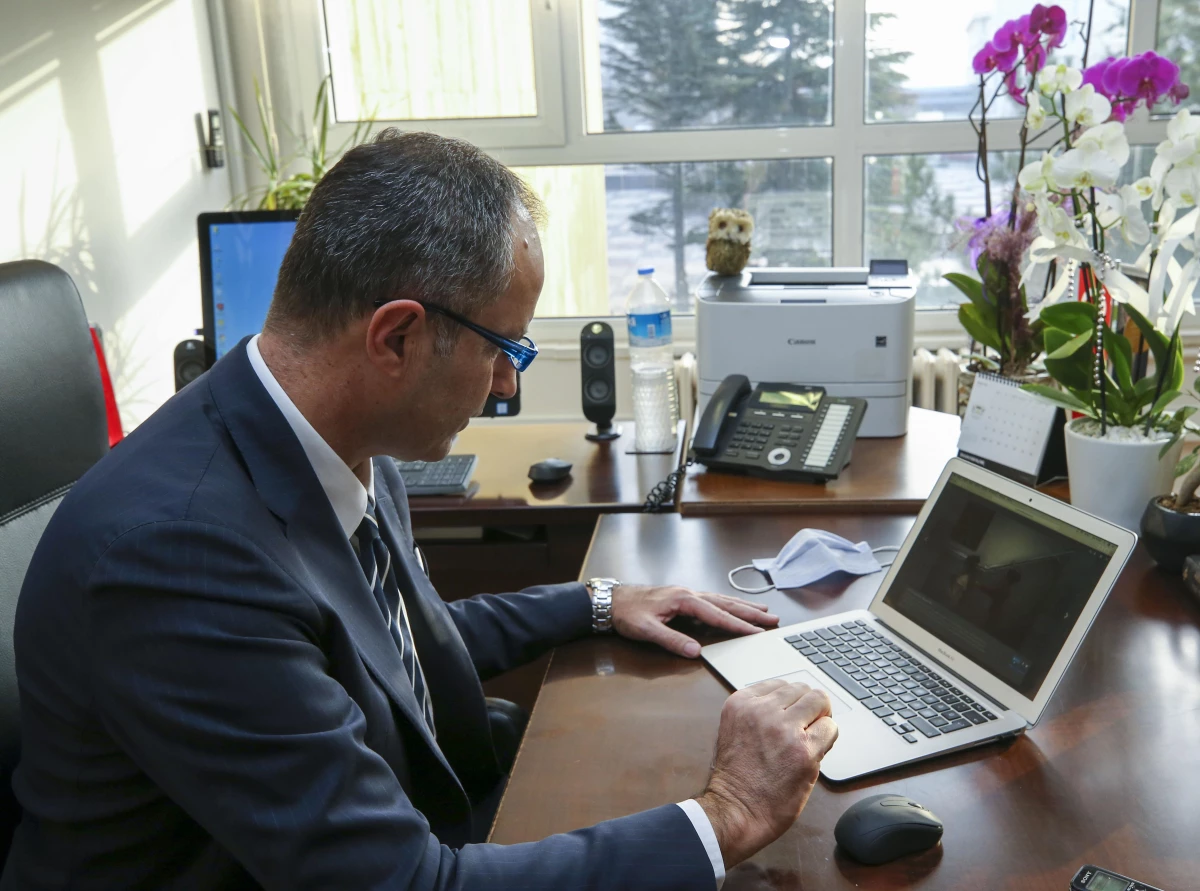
[876,620,1009,713]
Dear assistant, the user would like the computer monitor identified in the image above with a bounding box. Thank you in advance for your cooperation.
[198,210,299,366]
[195,209,520,415]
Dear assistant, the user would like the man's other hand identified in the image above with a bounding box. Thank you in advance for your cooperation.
[699,680,838,868]
[609,585,779,657]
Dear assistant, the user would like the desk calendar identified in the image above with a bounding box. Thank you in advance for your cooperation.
[957,372,1067,486]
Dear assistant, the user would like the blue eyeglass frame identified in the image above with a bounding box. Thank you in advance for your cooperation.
[372,299,538,371]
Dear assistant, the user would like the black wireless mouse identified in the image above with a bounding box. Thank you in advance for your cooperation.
[528,458,573,483]
[834,793,944,865]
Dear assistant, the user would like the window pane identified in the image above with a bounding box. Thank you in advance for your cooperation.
[324,0,537,122]
[514,158,832,316]
[1157,0,1200,115]
[585,0,833,133]
[866,0,1129,124]
[864,147,1155,310]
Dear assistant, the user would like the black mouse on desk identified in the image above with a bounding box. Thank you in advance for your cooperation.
[528,458,573,483]
[834,793,943,865]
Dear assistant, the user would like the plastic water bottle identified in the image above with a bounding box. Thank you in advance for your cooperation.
[626,268,679,452]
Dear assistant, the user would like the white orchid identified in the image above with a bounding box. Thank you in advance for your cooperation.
[1034,194,1087,248]
[1096,186,1151,245]
[1132,176,1157,201]
[1025,97,1047,130]
[1074,121,1130,165]
[1018,152,1058,192]
[1052,145,1121,189]
[1063,84,1112,128]
[1037,63,1082,96]
[1165,165,1200,206]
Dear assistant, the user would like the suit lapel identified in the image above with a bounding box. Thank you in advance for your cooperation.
[373,461,502,802]
[206,339,464,793]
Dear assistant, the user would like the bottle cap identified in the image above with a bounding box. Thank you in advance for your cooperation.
[637,267,654,275]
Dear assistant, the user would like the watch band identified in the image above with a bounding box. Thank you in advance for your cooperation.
[586,577,619,633]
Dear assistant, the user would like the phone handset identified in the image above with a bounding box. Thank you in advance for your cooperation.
[692,374,751,457]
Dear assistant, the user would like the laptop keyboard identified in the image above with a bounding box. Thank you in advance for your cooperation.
[785,620,999,744]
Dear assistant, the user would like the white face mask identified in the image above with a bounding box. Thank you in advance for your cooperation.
[728,528,898,594]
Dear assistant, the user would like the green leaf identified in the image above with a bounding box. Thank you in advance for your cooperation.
[1124,304,1170,369]
[1103,328,1135,400]
[958,304,1003,353]
[1043,327,1095,391]
[1021,383,1092,413]
[1174,450,1199,478]
[1046,329,1093,360]
[1151,389,1183,416]
[943,273,983,305]
[1039,301,1096,335]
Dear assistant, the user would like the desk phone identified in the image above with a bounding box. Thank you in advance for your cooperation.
[691,375,866,483]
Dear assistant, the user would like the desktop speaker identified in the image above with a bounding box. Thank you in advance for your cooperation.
[174,339,207,392]
[581,321,620,441]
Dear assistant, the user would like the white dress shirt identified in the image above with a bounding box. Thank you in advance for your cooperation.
[246,335,724,888]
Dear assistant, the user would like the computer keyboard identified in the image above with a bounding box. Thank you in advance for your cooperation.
[393,454,477,496]
[785,620,998,744]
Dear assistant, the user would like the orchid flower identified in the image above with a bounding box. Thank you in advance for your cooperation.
[1063,84,1112,127]
[1037,63,1082,96]
[1018,152,1057,192]
[1073,121,1131,165]
[1164,165,1200,207]
[1052,146,1121,189]
[1096,186,1151,245]
[1025,97,1047,129]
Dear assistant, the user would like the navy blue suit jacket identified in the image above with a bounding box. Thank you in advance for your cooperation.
[3,340,712,889]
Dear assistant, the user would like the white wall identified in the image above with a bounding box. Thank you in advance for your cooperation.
[0,0,232,431]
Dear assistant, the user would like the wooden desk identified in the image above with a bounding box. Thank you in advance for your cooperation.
[679,406,961,517]
[409,420,682,528]
[492,512,1200,890]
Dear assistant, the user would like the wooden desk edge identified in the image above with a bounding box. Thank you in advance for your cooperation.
[485,518,605,843]
[678,496,927,517]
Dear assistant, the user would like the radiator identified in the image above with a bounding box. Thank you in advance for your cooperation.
[912,348,960,414]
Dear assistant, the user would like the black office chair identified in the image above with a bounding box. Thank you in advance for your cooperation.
[0,260,111,865]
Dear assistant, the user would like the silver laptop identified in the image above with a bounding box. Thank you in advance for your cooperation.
[702,457,1137,782]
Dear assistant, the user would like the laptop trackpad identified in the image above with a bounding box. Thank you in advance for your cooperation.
[755,670,852,717]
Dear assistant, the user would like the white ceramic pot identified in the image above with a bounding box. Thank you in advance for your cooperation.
[1064,419,1183,531]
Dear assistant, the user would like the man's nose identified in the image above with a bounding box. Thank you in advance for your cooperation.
[491,357,518,399]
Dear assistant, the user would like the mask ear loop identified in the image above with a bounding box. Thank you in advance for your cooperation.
[871,546,901,568]
[728,564,775,595]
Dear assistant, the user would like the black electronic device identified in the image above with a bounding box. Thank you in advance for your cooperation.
[1070,865,1165,891]
[834,793,943,866]
[528,458,573,483]
[691,374,867,483]
[174,339,207,392]
[580,321,620,441]
[482,374,521,418]
[393,454,477,496]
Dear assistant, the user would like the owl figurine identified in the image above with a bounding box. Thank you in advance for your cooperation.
[705,208,754,276]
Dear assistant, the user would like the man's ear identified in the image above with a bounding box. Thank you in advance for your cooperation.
[365,299,428,374]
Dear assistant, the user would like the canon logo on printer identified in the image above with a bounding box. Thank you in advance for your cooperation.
[787,338,816,345]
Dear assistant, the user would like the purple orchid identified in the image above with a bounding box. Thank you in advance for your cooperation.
[1029,4,1067,47]
[1083,52,1188,118]
[973,42,999,75]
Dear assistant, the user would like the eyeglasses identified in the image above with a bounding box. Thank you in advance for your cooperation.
[372,299,538,371]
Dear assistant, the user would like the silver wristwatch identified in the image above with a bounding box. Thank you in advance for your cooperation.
[585,577,619,633]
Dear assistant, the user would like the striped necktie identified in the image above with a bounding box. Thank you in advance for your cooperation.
[354,500,436,736]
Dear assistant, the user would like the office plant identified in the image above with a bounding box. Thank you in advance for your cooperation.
[230,76,372,210]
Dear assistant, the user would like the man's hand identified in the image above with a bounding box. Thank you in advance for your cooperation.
[608,584,778,657]
[698,680,838,868]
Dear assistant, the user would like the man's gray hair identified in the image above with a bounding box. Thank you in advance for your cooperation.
[267,129,545,353]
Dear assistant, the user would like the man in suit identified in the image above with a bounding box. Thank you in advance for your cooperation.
[5,130,838,889]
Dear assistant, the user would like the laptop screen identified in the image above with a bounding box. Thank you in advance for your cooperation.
[882,472,1117,698]
[204,217,297,360]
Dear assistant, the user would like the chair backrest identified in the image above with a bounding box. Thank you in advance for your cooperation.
[0,260,111,862]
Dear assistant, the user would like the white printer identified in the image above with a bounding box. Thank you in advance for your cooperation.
[695,262,916,438]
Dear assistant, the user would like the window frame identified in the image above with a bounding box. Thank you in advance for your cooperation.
[225,0,1179,348]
